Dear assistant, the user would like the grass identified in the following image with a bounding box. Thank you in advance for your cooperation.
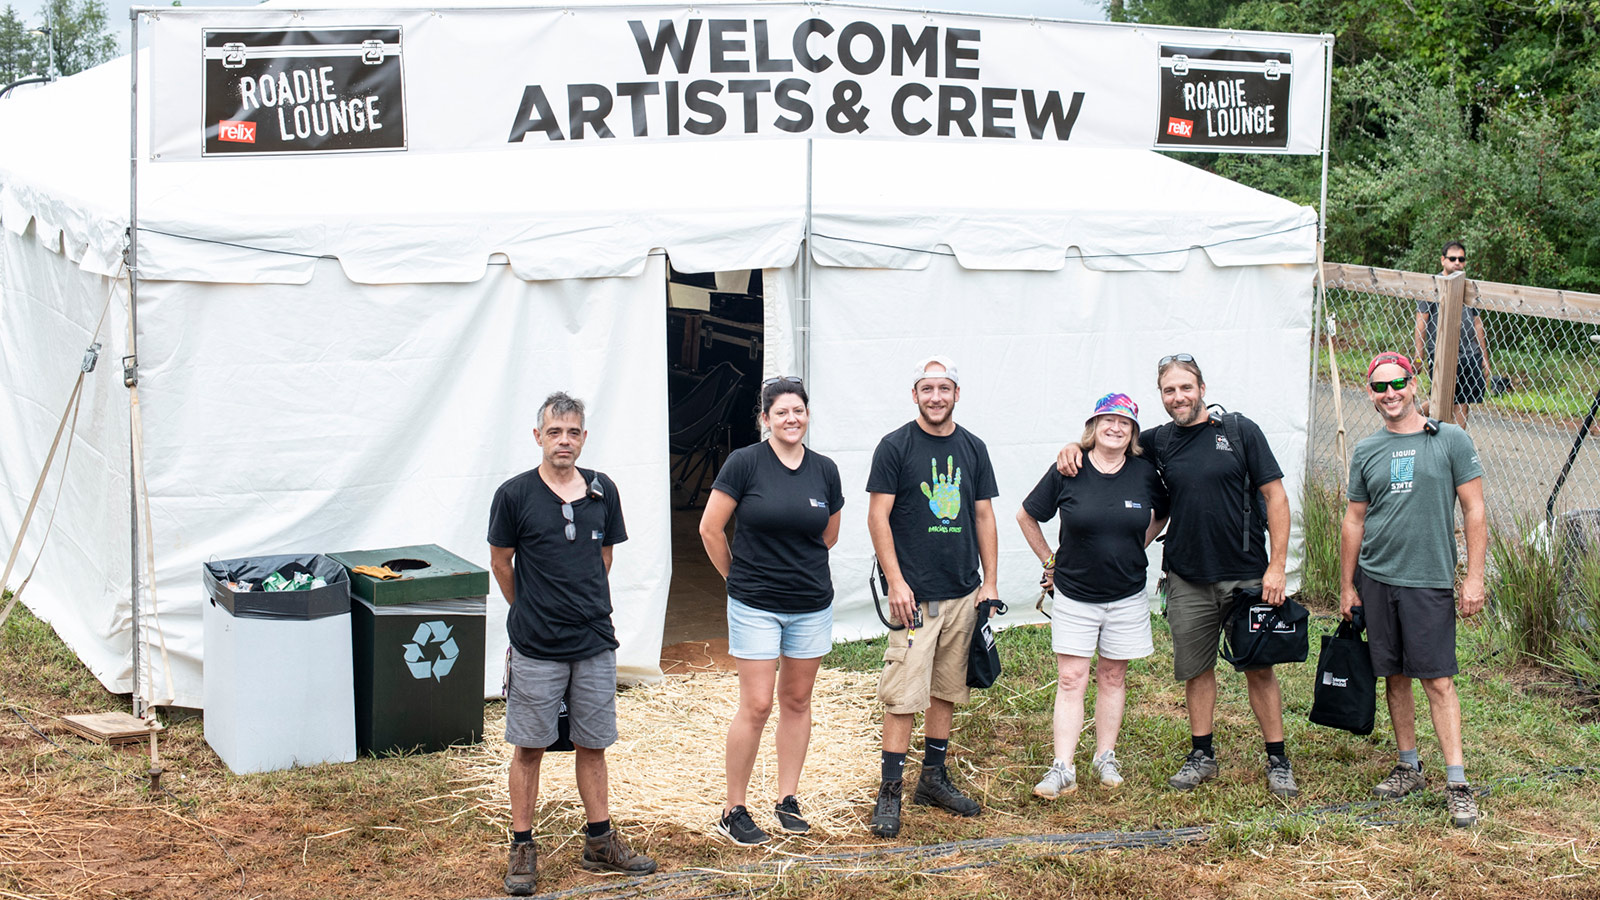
[4,602,1600,899]
[1297,474,1344,607]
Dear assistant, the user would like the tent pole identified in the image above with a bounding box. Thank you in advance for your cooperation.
[127,9,143,718]
[1306,37,1333,489]
[800,138,813,389]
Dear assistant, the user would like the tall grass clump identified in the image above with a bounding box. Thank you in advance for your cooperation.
[1552,546,1600,697]
[1297,473,1344,608]
[1487,519,1566,664]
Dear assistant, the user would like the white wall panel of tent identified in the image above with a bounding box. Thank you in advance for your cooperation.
[0,46,1317,710]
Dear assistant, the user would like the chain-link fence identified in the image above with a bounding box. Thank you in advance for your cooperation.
[1310,263,1600,536]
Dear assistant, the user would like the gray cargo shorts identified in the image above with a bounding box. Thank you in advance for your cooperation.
[505,648,618,750]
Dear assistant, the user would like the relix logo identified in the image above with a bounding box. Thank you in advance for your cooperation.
[1166,117,1194,138]
[218,119,256,143]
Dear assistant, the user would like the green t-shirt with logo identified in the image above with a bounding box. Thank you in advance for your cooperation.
[1346,422,1482,589]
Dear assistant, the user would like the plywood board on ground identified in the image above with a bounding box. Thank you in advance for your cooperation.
[60,712,159,745]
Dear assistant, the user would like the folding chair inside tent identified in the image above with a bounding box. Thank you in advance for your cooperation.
[668,362,744,506]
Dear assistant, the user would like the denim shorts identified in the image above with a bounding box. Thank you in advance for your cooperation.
[726,597,833,660]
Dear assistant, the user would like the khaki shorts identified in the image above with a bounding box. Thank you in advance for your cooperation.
[877,586,981,715]
[1167,573,1264,683]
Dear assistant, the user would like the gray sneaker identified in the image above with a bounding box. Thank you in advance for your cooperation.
[1372,762,1426,799]
[503,841,537,897]
[1091,750,1124,788]
[1032,760,1077,798]
[1266,754,1299,798]
[1446,783,1480,827]
[1168,749,1220,791]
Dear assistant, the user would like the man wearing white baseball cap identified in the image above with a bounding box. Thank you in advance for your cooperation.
[864,356,1000,838]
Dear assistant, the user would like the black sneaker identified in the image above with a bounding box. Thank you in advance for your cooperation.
[774,795,810,834]
[868,779,902,837]
[716,805,770,846]
[913,764,981,817]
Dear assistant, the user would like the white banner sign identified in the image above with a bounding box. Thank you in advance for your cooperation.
[144,5,1330,160]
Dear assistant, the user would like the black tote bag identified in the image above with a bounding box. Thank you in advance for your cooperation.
[1219,587,1310,671]
[1309,610,1377,735]
[967,599,1007,689]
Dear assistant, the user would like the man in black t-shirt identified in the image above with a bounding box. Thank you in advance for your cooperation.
[865,356,1000,838]
[487,392,655,896]
[1057,356,1295,799]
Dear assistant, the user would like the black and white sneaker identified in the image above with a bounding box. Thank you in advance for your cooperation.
[774,795,810,834]
[716,805,770,846]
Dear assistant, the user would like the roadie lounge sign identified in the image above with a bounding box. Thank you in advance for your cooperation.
[144,5,1330,160]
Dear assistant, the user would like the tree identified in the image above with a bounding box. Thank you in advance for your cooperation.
[0,4,44,84]
[36,0,118,77]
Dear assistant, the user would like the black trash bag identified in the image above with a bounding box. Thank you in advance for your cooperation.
[967,598,1008,689]
[201,553,351,620]
[1219,586,1310,671]
[1309,608,1377,735]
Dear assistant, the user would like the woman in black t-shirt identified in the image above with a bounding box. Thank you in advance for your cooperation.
[699,376,843,847]
[1016,393,1167,799]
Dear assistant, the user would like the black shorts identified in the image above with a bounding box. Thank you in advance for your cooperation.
[1427,360,1486,405]
[1354,569,1458,679]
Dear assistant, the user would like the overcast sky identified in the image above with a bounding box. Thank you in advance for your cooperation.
[91,0,1106,50]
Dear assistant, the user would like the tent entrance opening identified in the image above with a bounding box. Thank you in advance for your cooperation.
[664,266,764,647]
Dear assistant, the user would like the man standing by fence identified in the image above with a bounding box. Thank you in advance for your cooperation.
[1341,352,1487,828]
[1415,240,1493,425]
[865,356,1000,838]
[1058,355,1296,799]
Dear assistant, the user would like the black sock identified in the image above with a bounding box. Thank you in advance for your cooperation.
[881,750,906,782]
[512,830,533,844]
[1265,741,1285,759]
[1191,733,1214,758]
[585,820,610,839]
[923,737,949,769]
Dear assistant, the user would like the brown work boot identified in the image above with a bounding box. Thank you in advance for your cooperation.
[503,840,537,896]
[580,827,658,875]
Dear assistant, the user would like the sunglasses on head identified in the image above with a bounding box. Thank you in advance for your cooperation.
[1158,353,1195,367]
[1445,254,1466,263]
[762,375,804,387]
[1370,377,1410,393]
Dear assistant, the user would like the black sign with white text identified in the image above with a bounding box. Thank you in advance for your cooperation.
[1155,44,1291,151]
[201,28,407,156]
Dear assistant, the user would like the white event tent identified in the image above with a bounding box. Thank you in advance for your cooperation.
[0,4,1319,710]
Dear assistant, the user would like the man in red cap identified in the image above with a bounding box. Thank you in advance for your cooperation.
[1341,352,1487,827]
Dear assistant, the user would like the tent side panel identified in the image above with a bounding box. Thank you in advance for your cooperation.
[0,226,133,691]
[807,255,1314,640]
[135,259,671,707]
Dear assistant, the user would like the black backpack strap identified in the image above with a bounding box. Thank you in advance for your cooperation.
[1221,413,1252,553]
[1153,423,1174,479]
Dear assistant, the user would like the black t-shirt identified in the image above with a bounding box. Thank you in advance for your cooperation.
[1139,415,1283,582]
[1022,455,1167,603]
[711,442,845,613]
[487,466,627,661]
[865,421,999,600]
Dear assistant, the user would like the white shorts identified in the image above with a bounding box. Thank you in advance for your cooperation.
[1050,591,1154,660]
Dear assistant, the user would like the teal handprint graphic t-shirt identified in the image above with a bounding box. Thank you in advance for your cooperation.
[866,421,999,600]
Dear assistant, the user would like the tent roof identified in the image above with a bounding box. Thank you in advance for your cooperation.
[0,49,1316,285]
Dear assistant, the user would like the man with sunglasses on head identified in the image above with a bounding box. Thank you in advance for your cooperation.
[1414,240,1492,425]
[1341,353,1486,828]
[865,355,1000,838]
[1057,354,1295,798]
[488,391,656,896]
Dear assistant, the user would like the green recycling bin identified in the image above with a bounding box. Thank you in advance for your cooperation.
[333,545,489,755]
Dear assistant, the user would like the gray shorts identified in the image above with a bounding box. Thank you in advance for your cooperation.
[505,648,618,750]
[1355,569,1459,679]
[1167,573,1266,682]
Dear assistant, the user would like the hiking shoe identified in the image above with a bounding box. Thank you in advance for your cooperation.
[716,805,770,846]
[774,796,810,835]
[1168,750,1220,791]
[1372,762,1426,799]
[1266,755,1299,799]
[1092,750,1124,789]
[914,764,982,817]
[580,828,657,875]
[1446,783,1480,828]
[1033,760,1077,798]
[869,779,902,838]
[503,841,537,896]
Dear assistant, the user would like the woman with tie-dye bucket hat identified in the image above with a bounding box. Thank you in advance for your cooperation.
[1015,392,1169,799]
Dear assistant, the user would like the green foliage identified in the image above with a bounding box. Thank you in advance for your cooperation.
[1121,0,1600,291]
[0,4,42,82]
[0,0,116,84]
[1296,473,1343,607]
[1488,521,1567,664]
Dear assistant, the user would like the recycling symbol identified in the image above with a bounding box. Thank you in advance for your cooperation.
[403,620,459,682]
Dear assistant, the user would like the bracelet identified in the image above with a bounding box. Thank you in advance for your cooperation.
[1042,553,1055,569]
